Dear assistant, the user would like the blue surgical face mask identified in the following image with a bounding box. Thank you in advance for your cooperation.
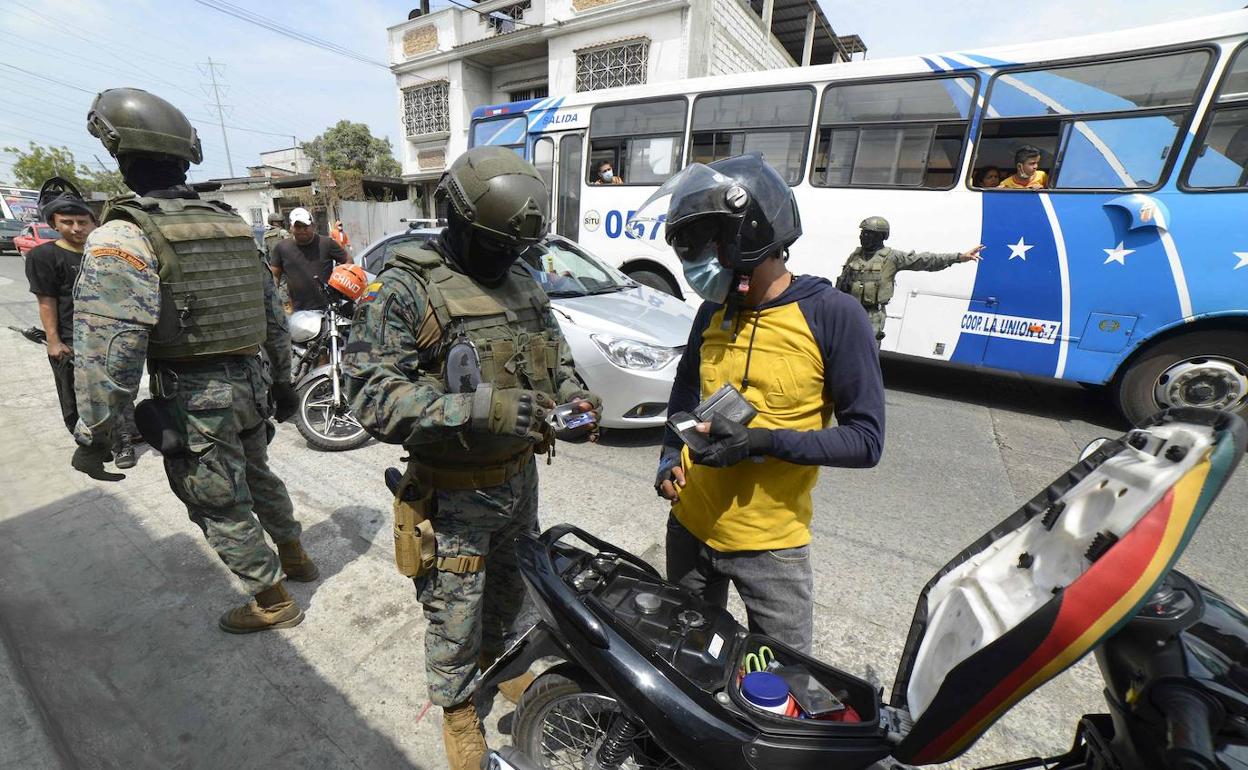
[600,169,614,182]
[682,250,732,303]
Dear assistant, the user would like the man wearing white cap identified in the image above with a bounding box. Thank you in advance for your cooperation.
[268,207,351,311]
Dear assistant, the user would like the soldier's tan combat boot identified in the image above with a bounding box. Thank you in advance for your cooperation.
[277,539,320,582]
[479,655,535,704]
[441,700,487,770]
[218,581,304,634]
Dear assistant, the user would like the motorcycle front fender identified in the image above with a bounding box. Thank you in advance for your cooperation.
[295,363,335,389]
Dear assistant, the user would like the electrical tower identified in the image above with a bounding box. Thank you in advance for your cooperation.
[199,57,235,177]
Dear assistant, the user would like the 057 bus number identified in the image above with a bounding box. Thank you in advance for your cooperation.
[604,210,665,240]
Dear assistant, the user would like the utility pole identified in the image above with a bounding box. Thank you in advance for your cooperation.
[202,57,235,177]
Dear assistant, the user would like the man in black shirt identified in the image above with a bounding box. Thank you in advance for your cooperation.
[268,207,350,311]
[26,178,136,468]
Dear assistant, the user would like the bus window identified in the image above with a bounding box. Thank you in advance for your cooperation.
[812,75,975,189]
[533,137,555,212]
[470,115,528,155]
[691,88,814,185]
[588,98,685,185]
[973,49,1211,190]
[1185,44,1248,189]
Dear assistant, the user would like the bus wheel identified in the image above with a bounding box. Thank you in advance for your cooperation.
[1115,331,1248,426]
[627,269,679,297]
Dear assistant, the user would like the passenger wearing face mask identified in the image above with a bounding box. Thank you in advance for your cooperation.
[342,146,600,770]
[648,154,885,654]
[593,159,623,185]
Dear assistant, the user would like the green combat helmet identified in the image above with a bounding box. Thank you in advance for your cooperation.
[87,88,203,164]
[437,146,548,247]
[859,215,890,240]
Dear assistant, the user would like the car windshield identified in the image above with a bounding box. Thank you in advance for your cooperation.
[37,228,58,239]
[519,238,636,297]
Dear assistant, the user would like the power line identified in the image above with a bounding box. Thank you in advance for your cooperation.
[0,63,93,94]
[191,0,390,69]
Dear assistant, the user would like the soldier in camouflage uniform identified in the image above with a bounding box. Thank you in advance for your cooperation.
[263,213,293,312]
[836,216,983,343]
[71,87,319,633]
[343,146,600,770]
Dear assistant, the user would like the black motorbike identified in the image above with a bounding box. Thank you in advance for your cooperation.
[482,408,1248,770]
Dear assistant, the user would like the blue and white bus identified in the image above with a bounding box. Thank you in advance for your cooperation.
[469,11,1248,424]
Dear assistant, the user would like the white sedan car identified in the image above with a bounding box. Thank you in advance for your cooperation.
[357,227,694,429]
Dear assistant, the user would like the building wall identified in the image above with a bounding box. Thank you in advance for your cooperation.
[546,7,687,96]
[706,0,794,76]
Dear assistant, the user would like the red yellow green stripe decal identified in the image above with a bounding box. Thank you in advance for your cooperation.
[913,453,1213,764]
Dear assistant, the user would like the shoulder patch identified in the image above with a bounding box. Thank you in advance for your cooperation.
[93,247,147,271]
[362,281,383,303]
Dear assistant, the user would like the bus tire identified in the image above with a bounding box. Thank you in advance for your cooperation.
[627,268,679,297]
[1114,331,1248,427]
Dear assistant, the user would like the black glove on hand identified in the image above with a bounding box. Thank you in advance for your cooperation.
[690,414,773,468]
[654,448,682,496]
[271,382,298,423]
[71,444,125,481]
[471,385,555,444]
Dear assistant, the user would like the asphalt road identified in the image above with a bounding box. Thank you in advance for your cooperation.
[0,249,1244,770]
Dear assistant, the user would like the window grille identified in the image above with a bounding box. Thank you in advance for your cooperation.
[482,2,531,34]
[402,82,449,137]
[576,40,649,92]
[509,85,549,102]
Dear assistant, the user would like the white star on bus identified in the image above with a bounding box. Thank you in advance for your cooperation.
[1235,252,1248,270]
[1007,237,1034,261]
[1103,242,1135,265]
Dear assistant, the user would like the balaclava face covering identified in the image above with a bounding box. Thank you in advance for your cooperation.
[443,209,520,287]
[859,230,886,252]
[120,155,189,196]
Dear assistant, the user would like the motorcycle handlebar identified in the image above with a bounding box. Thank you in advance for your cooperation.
[1154,684,1219,770]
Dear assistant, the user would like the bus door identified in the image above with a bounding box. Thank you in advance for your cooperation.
[532,131,585,240]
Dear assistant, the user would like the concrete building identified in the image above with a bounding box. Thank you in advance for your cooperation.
[387,0,861,204]
[247,146,313,178]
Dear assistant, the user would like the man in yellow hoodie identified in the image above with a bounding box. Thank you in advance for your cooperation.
[652,155,885,653]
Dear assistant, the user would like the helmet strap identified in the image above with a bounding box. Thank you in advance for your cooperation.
[720,271,751,332]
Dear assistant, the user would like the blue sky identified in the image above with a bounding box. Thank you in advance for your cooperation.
[0,0,1242,186]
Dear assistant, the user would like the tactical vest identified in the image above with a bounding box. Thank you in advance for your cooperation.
[386,244,560,465]
[104,196,268,360]
[836,247,895,307]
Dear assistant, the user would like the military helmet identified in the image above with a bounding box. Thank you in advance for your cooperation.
[268,211,284,226]
[436,146,548,246]
[87,88,203,165]
[859,216,890,238]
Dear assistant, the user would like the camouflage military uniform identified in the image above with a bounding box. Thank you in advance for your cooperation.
[343,239,585,707]
[836,246,963,340]
[262,225,289,255]
[73,196,302,595]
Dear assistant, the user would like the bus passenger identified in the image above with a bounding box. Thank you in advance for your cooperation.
[998,145,1048,189]
[974,166,1003,188]
[836,216,983,342]
[593,159,623,185]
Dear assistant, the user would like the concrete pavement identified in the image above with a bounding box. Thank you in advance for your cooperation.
[1,251,1245,770]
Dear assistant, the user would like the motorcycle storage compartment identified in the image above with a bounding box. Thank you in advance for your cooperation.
[888,409,1242,765]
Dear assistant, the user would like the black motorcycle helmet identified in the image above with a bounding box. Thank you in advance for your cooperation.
[662,154,802,272]
[38,177,94,223]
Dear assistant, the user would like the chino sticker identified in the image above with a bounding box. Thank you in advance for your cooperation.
[959,312,1061,344]
[93,247,146,271]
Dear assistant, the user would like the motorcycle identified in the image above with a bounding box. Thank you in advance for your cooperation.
[287,282,369,451]
[481,408,1248,770]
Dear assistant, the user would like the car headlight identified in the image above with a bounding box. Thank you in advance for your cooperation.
[590,334,681,371]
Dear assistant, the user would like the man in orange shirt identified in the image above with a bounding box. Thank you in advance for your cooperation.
[330,219,351,251]
[999,145,1048,189]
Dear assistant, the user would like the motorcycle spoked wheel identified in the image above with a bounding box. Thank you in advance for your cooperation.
[512,667,683,770]
[294,374,370,451]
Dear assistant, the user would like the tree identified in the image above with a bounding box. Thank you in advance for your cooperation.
[4,142,91,191]
[302,121,401,177]
[2,142,126,197]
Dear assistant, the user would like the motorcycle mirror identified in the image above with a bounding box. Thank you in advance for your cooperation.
[1079,438,1110,462]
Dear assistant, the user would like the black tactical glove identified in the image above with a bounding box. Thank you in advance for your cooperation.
[471,385,555,444]
[271,381,299,423]
[654,448,683,497]
[690,414,773,468]
[71,444,125,481]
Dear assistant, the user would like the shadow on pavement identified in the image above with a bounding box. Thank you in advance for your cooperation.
[880,354,1123,430]
[0,489,421,769]
[298,505,386,603]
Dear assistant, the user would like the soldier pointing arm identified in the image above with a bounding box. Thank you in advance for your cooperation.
[835,216,983,343]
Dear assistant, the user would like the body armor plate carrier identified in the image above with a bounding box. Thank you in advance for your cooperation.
[837,246,895,307]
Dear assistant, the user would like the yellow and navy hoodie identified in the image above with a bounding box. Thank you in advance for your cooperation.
[665,275,885,552]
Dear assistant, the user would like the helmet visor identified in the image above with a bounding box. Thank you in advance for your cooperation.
[626,163,743,250]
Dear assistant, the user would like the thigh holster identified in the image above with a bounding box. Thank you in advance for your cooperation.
[390,465,488,578]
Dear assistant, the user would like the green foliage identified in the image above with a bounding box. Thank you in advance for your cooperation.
[302,121,402,178]
[3,142,126,197]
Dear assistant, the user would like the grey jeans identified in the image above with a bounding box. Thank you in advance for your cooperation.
[665,515,814,653]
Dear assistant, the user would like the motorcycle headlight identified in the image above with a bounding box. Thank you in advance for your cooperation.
[591,334,681,371]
